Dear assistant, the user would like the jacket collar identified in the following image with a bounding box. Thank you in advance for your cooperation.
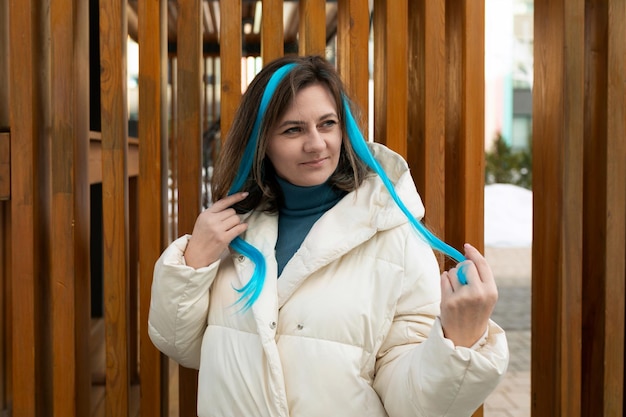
[235,143,426,308]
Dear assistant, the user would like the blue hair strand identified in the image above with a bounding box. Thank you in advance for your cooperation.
[341,96,468,284]
[229,63,468,311]
[228,63,297,310]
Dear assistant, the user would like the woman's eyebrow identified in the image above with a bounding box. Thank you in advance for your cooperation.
[276,119,306,129]
[276,112,338,129]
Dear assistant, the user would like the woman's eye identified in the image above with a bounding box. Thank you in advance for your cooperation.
[282,126,301,135]
[320,119,338,129]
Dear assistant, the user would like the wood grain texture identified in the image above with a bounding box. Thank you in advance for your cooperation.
[8,1,45,414]
[336,0,369,128]
[50,0,91,414]
[0,0,7,128]
[99,0,132,415]
[373,0,408,158]
[219,0,242,140]
[299,0,326,56]
[581,0,626,415]
[138,0,169,414]
[443,3,485,415]
[532,0,584,415]
[444,0,485,255]
[261,0,284,63]
[0,201,8,412]
[176,0,203,414]
[0,133,9,200]
[408,0,446,255]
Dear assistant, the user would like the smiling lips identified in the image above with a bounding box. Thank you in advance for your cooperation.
[301,157,328,167]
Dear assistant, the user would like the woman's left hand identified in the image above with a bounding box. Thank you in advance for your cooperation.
[439,243,498,348]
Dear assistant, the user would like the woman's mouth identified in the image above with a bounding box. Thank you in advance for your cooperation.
[301,157,327,167]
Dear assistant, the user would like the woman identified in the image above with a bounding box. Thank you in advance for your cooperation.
[149,55,508,417]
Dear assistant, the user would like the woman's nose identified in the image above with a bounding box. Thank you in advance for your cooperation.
[303,129,325,152]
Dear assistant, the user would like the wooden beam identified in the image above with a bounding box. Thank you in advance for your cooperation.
[50,0,91,414]
[98,0,132,414]
[89,134,139,184]
[219,0,242,139]
[581,0,626,415]
[177,0,203,414]
[0,199,8,412]
[374,0,408,157]
[336,0,369,129]
[8,0,46,414]
[444,0,485,254]
[299,0,326,56]
[532,0,584,415]
[408,0,446,248]
[138,0,169,414]
[0,133,8,200]
[0,0,8,128]
[261,0,284,63]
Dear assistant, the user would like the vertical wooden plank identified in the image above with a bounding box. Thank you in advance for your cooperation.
[373,0,408,157]
[0,200,9,412]
[444,0,485,254]
[0,0,8,128]
[8,0,47,414]
[601,4,626,414]
[99,0,131,414]
[261,0,284,64]
[445,4,486,413]
[177,0,203,415]
[0,28,5,400]
[336,0,369,127]
[532,0,584,415]
[220,0,242,138]
[50,0,91,414]
[407,0,446,243]
[138,0,169,414]
[0,133,9,200]
[299,0,326,56]
[581,0,626,415]
[169,56,178,242]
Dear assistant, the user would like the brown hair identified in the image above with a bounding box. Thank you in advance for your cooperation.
[211,55,371,213]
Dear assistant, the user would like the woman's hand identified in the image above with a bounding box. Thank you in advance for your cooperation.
[440,243,498,347]
[183,192,249,269]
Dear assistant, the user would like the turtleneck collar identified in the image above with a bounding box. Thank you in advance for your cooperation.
[273,176,347,276]
[276,176,346,215]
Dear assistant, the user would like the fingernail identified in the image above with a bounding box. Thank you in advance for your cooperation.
[242,192,249,197]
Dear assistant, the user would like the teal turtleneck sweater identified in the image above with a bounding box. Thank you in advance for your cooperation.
[275,176,347,276]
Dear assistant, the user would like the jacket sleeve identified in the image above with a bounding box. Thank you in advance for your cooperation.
[372,230,509,417]
[148,235,220,369]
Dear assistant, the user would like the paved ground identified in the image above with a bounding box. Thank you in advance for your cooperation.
[483,246,532,417]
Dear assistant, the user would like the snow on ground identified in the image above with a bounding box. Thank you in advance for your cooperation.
[484,183,532,248]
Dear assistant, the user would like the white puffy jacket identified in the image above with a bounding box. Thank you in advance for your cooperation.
[149,143,509,417]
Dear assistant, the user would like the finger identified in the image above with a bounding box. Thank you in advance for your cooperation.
[209,192,249,212]
[463,243,494,284]
[446,265,466,289]
[221,212,246,231]
[456,260,479,285]
[440,271,455,295]
[223,222,248,242]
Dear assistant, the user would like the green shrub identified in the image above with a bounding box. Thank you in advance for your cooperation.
[485,133,532,189]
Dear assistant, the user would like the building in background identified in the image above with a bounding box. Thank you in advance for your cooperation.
[485,0,533,151]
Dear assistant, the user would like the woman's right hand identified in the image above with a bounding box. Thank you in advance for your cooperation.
[183,192,250,269]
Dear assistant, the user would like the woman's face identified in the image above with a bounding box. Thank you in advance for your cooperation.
[266,83,342,187]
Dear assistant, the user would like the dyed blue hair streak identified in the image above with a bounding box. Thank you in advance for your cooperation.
[341,95,468,284]
[227,63,297,311]
[229,62,466,310]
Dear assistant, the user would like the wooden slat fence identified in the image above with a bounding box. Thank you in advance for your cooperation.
[0,1,624,416]
[532,0,626,415]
